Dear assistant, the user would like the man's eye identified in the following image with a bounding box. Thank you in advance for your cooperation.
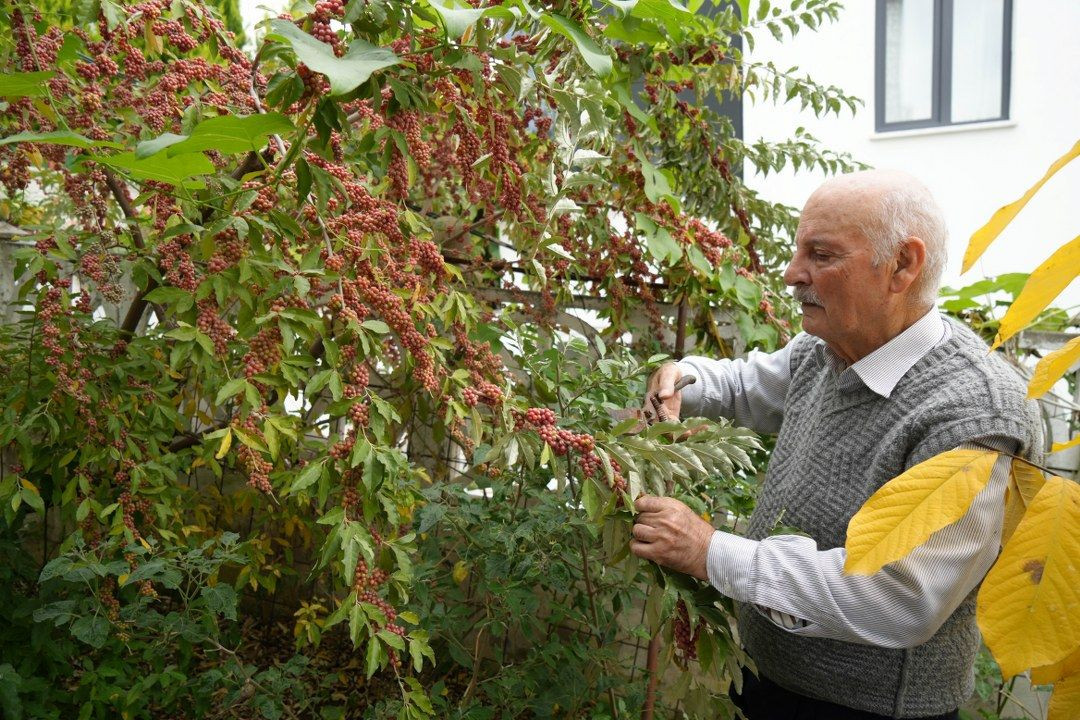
[810,251,828,261]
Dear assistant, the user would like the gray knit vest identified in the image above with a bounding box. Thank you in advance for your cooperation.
[737,318,1044,718]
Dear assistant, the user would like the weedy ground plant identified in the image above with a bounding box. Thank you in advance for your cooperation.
[0,0,862,717]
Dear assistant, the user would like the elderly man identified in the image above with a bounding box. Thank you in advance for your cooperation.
[630,170,1042,720]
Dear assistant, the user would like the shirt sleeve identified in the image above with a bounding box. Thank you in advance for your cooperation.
[705,439,1015,649]
[674,338,797,435]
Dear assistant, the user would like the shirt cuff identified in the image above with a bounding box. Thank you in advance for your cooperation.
[674,360,705,416]
[706,530,758,601]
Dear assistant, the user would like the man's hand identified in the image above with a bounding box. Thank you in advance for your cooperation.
[645,362,683,423]
[629,495,714,581]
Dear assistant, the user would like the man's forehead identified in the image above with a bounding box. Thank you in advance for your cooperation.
[796,189,876,241]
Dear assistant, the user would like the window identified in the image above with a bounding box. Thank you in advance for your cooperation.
[875,0,1012,132]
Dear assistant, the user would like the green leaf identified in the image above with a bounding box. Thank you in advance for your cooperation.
[631,0,693,36]
[378,628,406,650]
[0,71,56,98]
[165,113,295,156]
[291,462,323,493]
[70,615,109,648]
[613,83,654,131]
[19,486,44,515]
[0,130,118,149]
[365,636,382,678]
[635,213,682,264]
[215,378,248,406]
[39,556,74,583]
[135,133,188,159]
[200,584,238,621]
[636,149,676,205]
[361,319,390,334]
[90,151,214,188]
[268,20,400,97]
[428,0,487,38]
[539,14,612,76]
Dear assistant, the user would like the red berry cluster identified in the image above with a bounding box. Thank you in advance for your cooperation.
[101,576,121,622]
[341,485,360,518]
[119,490,152,540]
[152,20,198,52]
[348,401,369,427]
[233,416,273,493]
[578,452,627,496]
[462,387,479,407]
[325,253,345,272]
[353,557,408,669]
[197,300,235,356]
[158,236,200,292]
[387,149,409,199]
[242,324,282,378]
[524,407,557,426]
[207,230,246,273]
[673,599,702,664]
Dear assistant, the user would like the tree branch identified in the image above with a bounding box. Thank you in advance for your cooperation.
[117,150,270,337]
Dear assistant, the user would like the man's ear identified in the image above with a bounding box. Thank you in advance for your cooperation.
[890,236,926,295]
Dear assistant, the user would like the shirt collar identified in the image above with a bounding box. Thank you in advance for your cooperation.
[813,309,950,398]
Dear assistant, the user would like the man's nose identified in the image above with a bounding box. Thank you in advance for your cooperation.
[784,254,808,287]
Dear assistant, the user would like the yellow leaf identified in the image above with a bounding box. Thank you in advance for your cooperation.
[1048,671,1080,720]
[1029,335,1080,398]
[118,573,129,586]
[216,429,233,459]
[1002,459,1046,545]
[991,235,1080,349]
[844,449,997,576]
[452,560,469,585]
[1052,435,1080,454]
[977,476,1080,679]
[19,478,39,494]
[1032,645,1080,685]
[962,139,1080,273]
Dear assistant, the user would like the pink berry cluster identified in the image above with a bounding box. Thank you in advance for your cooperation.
[197,300,235,356]
[353,557,408,670]
[119,489,152,540]
[233,416,273,493]
[673,599,702,664]
[241,324,283,379]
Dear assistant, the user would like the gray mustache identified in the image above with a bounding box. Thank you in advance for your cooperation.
[793,286,824,306]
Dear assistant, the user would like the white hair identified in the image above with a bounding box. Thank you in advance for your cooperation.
[858,179,949,307]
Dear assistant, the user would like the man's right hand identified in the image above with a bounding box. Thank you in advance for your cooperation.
[644,362,683,423]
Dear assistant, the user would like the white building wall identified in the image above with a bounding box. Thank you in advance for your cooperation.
[741,0,1080,307]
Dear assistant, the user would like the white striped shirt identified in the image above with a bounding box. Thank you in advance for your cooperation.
[676,310,1014,648]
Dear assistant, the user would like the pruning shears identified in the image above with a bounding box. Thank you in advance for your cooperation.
[609,375,698,435]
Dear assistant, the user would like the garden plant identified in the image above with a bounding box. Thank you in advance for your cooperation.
[0,0,871,717]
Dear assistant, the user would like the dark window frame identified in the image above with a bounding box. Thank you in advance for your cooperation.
[874,0,1012,132]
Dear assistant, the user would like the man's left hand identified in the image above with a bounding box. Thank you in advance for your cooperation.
[629,495,714,581]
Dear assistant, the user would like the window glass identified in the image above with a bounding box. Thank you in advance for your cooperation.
[950,0,1005,123]
[883,0,935,123]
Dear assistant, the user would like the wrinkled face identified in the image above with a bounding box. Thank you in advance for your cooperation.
[783,188,893,352]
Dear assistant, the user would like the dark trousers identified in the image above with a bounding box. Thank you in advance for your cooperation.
[731,667,960,720]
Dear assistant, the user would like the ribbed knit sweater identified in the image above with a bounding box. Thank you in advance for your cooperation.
[737,318,1043,717]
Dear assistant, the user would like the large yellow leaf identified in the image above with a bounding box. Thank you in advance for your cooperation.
[1029,335,1080,399]
[977,476,1080,679]
[962,139,1080,273]
[991,234,1080,350]
[1048,671,1080,720]
[844,449,997,576]
[1032,645,1080,685]
[1002,459,1046,545]
[1052,436,1080,454]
